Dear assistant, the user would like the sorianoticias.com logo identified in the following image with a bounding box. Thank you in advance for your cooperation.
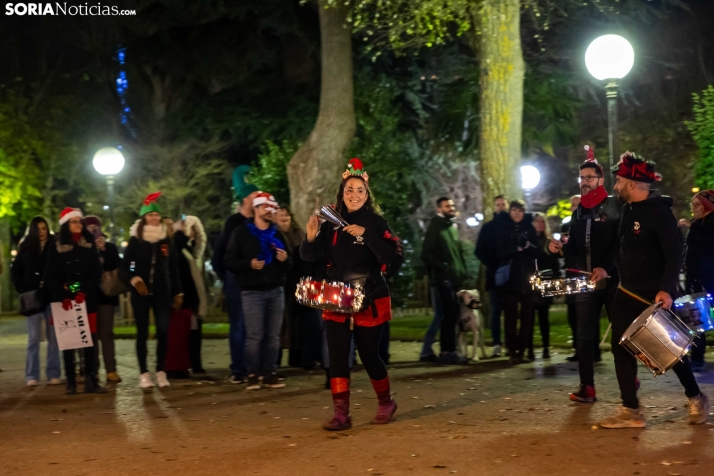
[4,3,136,15]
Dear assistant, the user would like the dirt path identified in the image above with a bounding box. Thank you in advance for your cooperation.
[1,317,713,476]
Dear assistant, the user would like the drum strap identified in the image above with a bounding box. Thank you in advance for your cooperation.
[585,218,592,272]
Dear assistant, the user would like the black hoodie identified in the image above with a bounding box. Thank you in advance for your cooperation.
[493,211,540,294]
[616,190,682,298]
[684,213,714,293]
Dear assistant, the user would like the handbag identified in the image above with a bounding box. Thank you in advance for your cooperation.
[494,260,512,287]
[100,268,132,297]
[19,286,44,316]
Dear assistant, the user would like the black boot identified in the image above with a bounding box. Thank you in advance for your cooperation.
[65,373,77,395]
[84,373,107,394]
[324,368,330,390]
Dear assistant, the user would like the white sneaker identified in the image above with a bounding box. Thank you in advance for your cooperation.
[139,372,155,389]
[599,406,647,429]
[688,393,709,425]
[492,345,502,358]
[156,371,171,388]
[48,378,62,385]
[26,379,39,387]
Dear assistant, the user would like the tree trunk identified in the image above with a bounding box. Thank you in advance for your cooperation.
[287,0,356,227]
[477,0,525,215]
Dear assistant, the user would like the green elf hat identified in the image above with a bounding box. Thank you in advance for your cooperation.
[139,191,162,216]
[232,165,259,202]
[341,158,369,184]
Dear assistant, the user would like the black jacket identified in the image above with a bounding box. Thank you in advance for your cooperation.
[211,212,248,281]
[224,219,293,291]
[684,214,714,293]
[534,233,560,305]
[121,228,182,298]
[474,213,500,290]
[562,196,621,278]
[493,211,540,294]
[97,241,121,306]
[44,237,102,314]
[616,190,682,298]
[300,206,402,306]
[11,236,54,294]
[175,231,201,311]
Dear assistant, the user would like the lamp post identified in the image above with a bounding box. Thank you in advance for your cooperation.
[585,34,635,190]
[520,165,541,211]
[93,147,125,243]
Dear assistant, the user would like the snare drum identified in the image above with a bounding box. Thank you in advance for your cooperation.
[620,302,695,376]
[673,293,714,334]
[295,277,365,314]
[530,276,596,297]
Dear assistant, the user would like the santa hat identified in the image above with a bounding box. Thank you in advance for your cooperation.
[59,207,83,225]
[139,191,162,216]
[252,192,278,212]
[695,190,714,213]
[342,158,369,183]
[579,145,604,176]
[611,151,662,183]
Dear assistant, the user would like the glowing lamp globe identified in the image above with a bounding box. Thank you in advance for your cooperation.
[585,35,635,81]
[93,147,125,176]
[521,165,541,191]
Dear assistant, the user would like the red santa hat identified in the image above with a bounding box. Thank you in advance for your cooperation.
[59,207,83,225]
[252,192,278,212]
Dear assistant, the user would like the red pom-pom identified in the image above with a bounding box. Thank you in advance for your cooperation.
[584,145,596,162]
[143,191,162,206]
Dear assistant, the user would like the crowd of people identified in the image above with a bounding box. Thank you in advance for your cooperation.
[8,147,714,430]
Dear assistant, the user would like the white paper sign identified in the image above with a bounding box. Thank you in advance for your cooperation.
[51,301,94,351]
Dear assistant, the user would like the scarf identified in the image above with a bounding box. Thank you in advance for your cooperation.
[580,185,608,209]
[246,222,284,265]
[72,232,83,243]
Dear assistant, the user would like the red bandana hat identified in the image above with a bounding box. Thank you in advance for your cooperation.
[59,207,83,225]
[695,189,714,213]
[611,151,662,183]
[252,192,278,212]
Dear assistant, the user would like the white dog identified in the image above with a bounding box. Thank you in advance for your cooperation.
[456,289,487,361]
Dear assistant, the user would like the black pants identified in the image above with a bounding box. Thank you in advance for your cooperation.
[566,300,577,352]
[575,284,615,386]
[379,321,391,365]
[190,318,203,371]
[325,320,387,381]
[611,289,700,409]
[691,333,707,364]
[64,341,96,384]
[131,291,171,374]
[502,291,535,356]
[528,304,551,354]
[437,282,459,354]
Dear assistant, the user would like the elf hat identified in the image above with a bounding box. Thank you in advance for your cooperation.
[611,151,662,183]
[59,207,83,225]
[252,192,278,212]
[579,145,604,176]
[342,158,369,183]
[139,191,162,216]
[232,165,259,201]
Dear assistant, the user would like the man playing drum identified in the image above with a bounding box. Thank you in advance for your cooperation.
[598,152,709,429]
[549,146,621,403]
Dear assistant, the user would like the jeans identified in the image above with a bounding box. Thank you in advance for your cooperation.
[225,271,246,376]
[420,286,443,357]
[242,287,285,375]
[26,307,61,382]
[489,288,503,346]
[611,289,700,409]
[437,281,459,354]
[502,290,535,357]
[575,284,616,386]
[95,304,117,373]
[325,320,387,381]
[131,291,171,373]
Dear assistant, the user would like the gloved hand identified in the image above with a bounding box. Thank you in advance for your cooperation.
[516,233,529,248]
[62,299,72,311]
[75,291,86,304]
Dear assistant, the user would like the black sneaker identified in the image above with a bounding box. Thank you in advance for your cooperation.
[419,354,437,363]
[542,349,551,360]
[566,353,578,362]
[263,373,286,389]
[230,374,245,384]
[276,372,287,382]
[436,352,469,366]
[246,374,261,390]
[65,383,77,395]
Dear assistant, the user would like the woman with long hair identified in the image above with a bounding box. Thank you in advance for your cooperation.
[301,158,403,431]
[122,192,183,388]
[11,216,61,387]
[44,208,106,394]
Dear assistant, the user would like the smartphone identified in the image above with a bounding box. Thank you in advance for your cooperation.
[553,233,562,241]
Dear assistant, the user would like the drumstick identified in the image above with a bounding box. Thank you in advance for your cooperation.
[566,268,611,279]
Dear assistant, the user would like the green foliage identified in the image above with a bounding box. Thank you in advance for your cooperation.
[250,140,300,206]
[547,198,573,219]
[685,85,714,191]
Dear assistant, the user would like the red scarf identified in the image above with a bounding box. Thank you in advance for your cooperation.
[580,185,608,209]
[72,232,83,243]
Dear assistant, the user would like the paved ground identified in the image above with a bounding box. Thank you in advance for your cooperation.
[2,316,714,476]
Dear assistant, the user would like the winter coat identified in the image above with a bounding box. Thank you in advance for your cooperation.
[493,211,540,294]
[684,213,714,294]
[44,236,102,314]
[616,190,682,298]
[11,236,54,294]
[300,206,402,321]
[97,241,121,307]
[224,219,293,291]
[422,214,468,287]
[121,222,182,298]
[562,196,621,278]
[211,212,249,281]
[474,213,500,290]
[174,230,207,316]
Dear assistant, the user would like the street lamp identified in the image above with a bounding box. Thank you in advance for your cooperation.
[93,147,125,242]
[585,34,635,189]
[521,165,541,211]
